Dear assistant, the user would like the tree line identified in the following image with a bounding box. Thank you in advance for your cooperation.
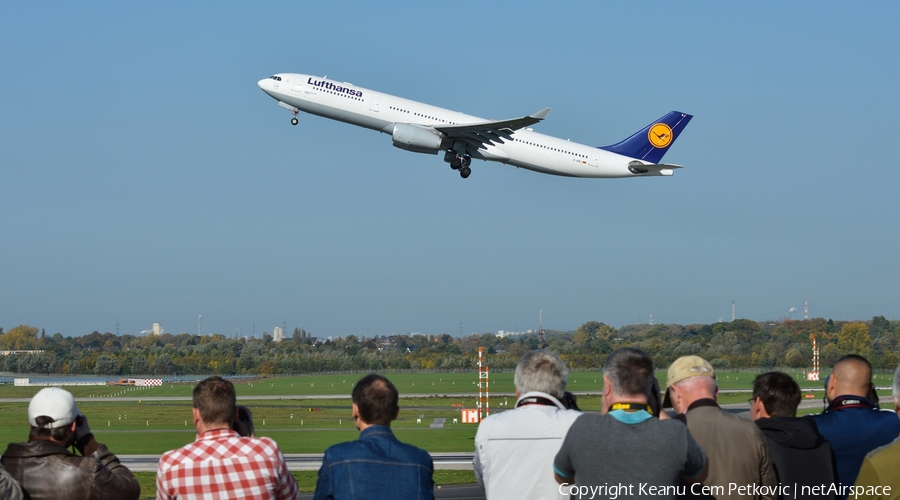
[0,316,896,377]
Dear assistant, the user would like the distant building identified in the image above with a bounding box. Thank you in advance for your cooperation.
[273,326,284,342]
[152,322,162,336]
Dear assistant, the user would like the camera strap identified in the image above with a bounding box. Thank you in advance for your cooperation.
[609,402,653,415]
[516,396,557,408]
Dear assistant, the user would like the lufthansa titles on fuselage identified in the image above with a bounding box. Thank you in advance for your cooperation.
[307,78,363,98]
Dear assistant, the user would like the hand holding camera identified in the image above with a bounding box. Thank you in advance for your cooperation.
[74,414,91,441]
[232,406,256,438]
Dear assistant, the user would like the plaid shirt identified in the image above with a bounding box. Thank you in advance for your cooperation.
[157,428,298,500]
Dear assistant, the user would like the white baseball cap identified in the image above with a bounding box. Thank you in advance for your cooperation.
[28,387,81,429]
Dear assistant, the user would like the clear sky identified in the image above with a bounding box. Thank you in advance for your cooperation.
[2,3,898,338]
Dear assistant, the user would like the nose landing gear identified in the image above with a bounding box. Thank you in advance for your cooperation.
[290,109,299,126]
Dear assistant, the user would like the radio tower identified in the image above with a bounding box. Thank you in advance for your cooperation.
[537,310,546,343]
[804,301,809,320]
[198,315,202,336]
[477,347,484,420]
[807,335,819,381]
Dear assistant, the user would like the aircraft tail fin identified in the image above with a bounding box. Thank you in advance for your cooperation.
[599,111,692,164]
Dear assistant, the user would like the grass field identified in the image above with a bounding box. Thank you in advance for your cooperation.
[2,368,869,399]
[1,370,893,455]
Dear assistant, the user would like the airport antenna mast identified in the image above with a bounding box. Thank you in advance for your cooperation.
[807,334,820,381]
[198,315,202,336]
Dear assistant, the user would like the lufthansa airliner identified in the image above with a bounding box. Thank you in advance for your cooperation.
[258,74,692,179]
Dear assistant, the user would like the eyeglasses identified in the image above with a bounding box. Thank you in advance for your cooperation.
[747,397,757,405]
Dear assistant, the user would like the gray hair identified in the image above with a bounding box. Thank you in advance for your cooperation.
[514,350,568,399]
[603,348,654,397]
[894,365,900,401]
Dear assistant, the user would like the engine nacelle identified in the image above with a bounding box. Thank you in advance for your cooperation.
[391,123,443,154]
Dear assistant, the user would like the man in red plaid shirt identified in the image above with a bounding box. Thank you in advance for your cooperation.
[156,377,298,500]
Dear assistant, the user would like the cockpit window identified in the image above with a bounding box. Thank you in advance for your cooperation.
[269,76,283,81]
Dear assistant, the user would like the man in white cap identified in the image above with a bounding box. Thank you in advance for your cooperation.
[664,355,777,500]
[1,387,140,500]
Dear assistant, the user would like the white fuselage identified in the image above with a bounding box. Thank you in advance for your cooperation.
[258,74,661,178]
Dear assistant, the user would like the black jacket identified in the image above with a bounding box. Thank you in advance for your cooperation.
[755,417,837,500]
[1,439,140,500]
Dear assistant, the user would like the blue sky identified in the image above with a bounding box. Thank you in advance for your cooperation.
[2,3,898,338]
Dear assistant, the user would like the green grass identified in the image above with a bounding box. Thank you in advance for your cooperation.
[133,469,476,499]
[4,368,878,400]
[1,370,892,455]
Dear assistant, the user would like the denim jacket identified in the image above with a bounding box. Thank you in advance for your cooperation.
[314,425,434,500]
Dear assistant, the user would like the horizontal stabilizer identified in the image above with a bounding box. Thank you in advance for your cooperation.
[627,160,684,175]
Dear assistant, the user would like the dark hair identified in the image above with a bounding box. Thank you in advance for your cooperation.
[753,372,801,417]
[193,376,237,425]
[29,415,71,442]
[352,374,399,426]
[603,348,655,398]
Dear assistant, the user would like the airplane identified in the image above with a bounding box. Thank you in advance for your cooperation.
[257,73,692,179]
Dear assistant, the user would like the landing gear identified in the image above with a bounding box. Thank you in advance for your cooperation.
[290,109,299,126]
[444,150,472,177]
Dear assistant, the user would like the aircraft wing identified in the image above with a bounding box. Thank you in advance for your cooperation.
[434,107,551,149]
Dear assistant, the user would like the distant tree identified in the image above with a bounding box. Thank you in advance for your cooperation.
[837,322,871,358]
[153,354,174,375]
[132,355,149,375]
[0,325,40,350]
[870,316,891,336]
[94,354,120,375]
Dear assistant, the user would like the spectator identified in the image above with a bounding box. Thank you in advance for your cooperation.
[853,364,900,500]
[474,349,582,499]
[0,463,23,500]
[156,376,298,500]
[807,355,900,490]
[1,387,140,500]
[314,374,433,500]
[664,355,776,500]
[750,372,837,500]
[554,348,707,499]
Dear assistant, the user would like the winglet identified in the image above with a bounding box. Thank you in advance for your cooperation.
[531,107,551,120]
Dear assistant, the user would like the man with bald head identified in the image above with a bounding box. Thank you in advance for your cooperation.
[807,355,900,491]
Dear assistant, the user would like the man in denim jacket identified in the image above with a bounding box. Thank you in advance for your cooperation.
[314,374,434,500]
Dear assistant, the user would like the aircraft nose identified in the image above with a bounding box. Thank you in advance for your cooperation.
[258,78,269,90]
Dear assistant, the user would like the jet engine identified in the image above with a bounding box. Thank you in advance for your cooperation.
[391,123,443,154]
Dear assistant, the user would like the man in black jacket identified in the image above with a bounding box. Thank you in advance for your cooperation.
[750,372,837,500]
[1,387,140,500]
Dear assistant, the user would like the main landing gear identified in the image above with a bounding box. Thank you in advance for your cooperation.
[444,150,472,179]
[290,109,299,126]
